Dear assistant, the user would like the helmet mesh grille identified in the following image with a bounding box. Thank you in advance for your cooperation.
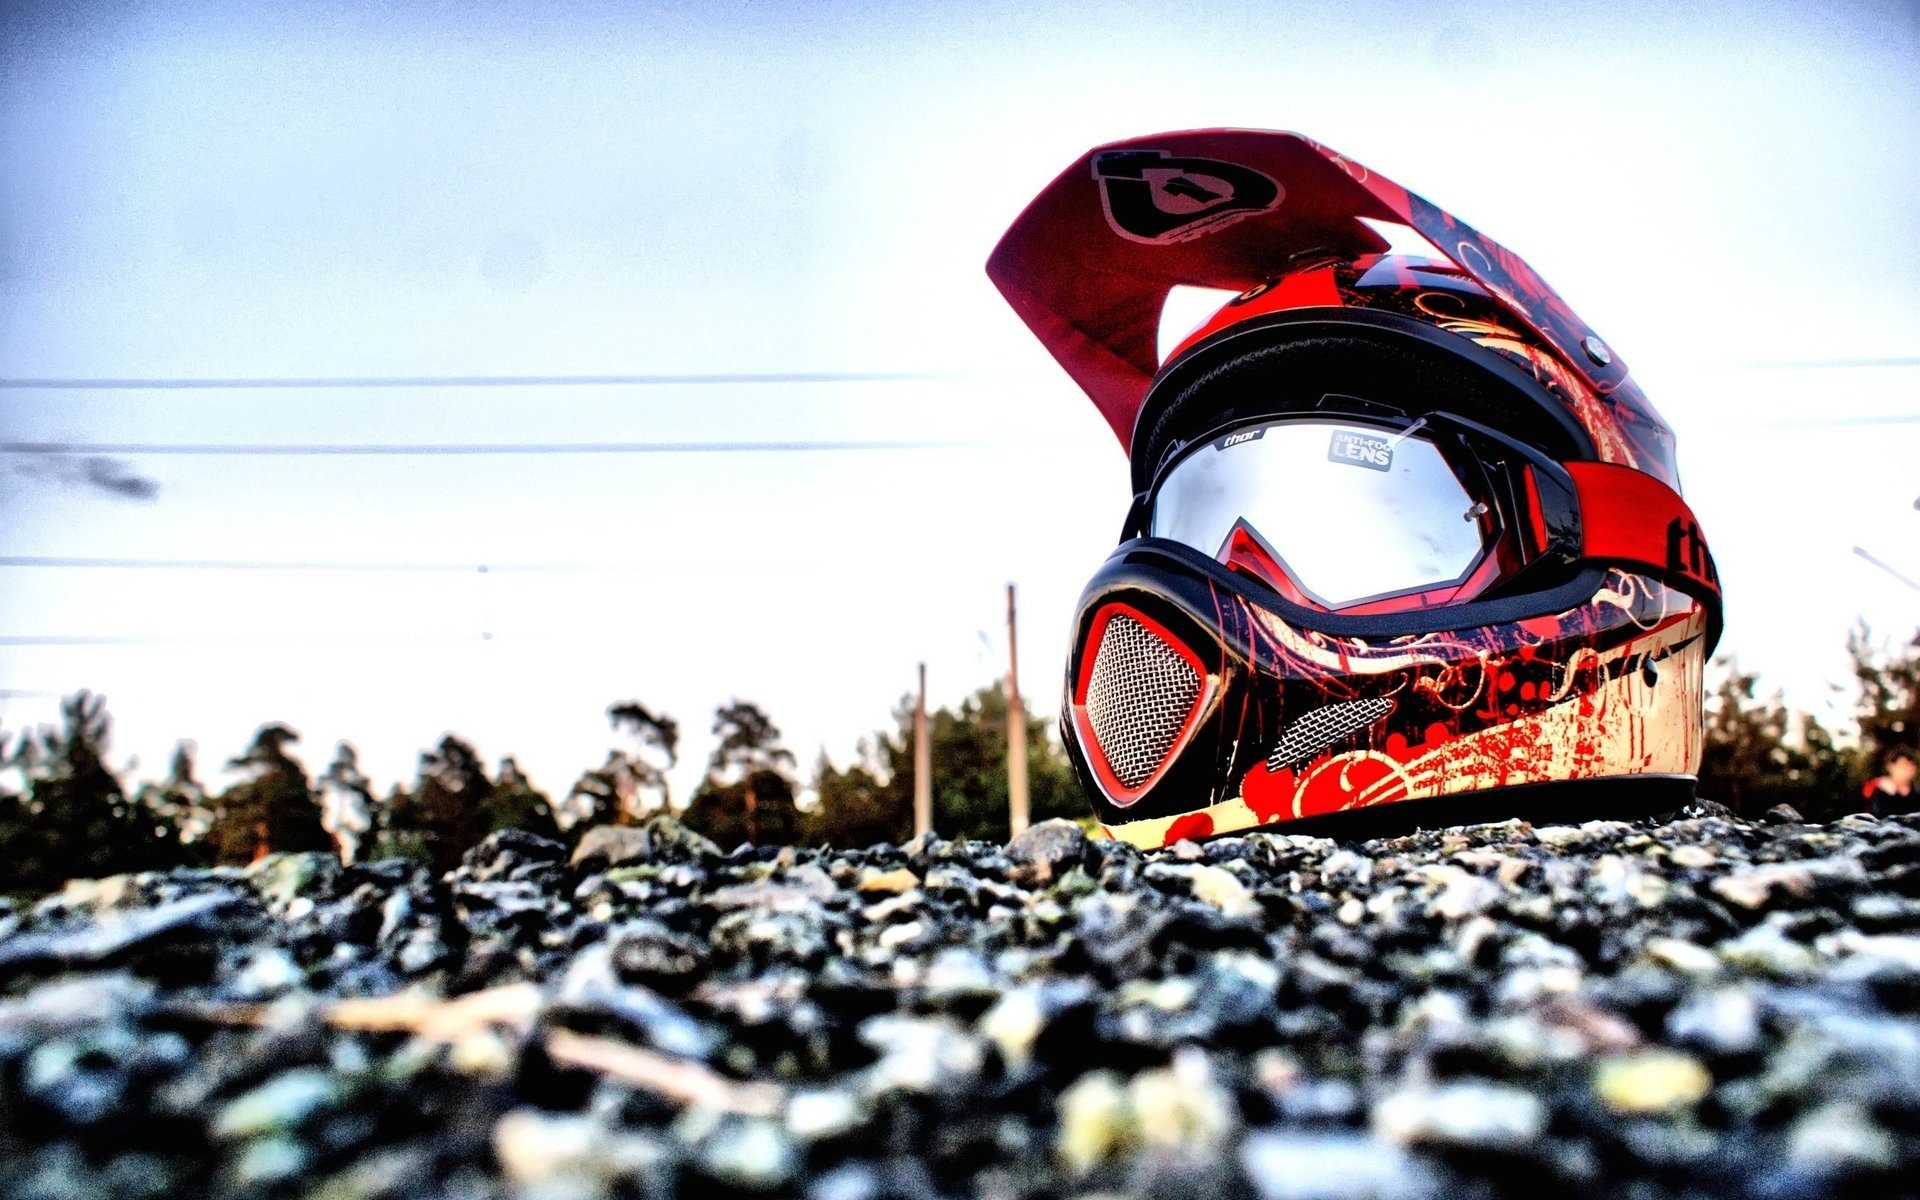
[1266,697,1397,771]
[1085,613,1202,789]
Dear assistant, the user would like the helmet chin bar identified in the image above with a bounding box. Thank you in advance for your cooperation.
[1061,540,1711,841]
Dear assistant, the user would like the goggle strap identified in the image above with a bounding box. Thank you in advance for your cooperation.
[1565,461,1723,649]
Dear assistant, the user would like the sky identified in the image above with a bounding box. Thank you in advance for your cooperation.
[1,0,1917,802]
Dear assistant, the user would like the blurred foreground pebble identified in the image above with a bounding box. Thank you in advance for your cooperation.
[4,807,1920,1198]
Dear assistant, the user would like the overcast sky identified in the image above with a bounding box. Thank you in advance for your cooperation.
[2,0,1916,801]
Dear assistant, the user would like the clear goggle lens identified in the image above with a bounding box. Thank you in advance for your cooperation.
[1149,419,1494,610]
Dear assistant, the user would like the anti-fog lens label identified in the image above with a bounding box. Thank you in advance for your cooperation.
[1327,430,1393,472]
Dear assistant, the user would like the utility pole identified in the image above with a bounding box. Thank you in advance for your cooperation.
[1006,583,1030,838]
[913,662,932,839]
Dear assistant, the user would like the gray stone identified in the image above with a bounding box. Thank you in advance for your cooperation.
[556,942,719,1060]
[1372,1082,1546,1150]
[570,815,720,868]
[1787,1102,1896,1170]
[0,974,154,1037]
[229,1135,310,1187]
[212,1068,343,1140]
[705,872,837,914]
[494,1108,666,1190]
[1667,986,1763,1057]
[1005,819,1089,881]
[245,852,340,909]
[784,1088,867,1142]
[23,1029,139,1126]
[0,891,257,972]
[693,1115,799,1191]
[1240,1131,1449,1200]
[805,1163,885,1200]
[858,1014,985,1095]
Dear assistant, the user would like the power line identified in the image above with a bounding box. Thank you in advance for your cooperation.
[0,630,750,647]
[0,633,504,647]
[0,556,583,573]
[1758,414,1920,428]
[0,555,793,574]
[2,361,1910,389]
[1744,357,1920,370]
[0,555,888,575]
[1854,546,1920,595]
[0,438,988,457]
[0,547,958,577]
[0,370,964,391]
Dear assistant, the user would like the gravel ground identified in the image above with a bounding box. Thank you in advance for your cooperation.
[3,804,1920,1200]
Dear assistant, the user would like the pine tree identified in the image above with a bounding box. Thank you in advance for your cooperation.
[365,782,430,864]
[135,741,216,868]
[208,724,333,865]
[1,692,186,893]
[806,752,909,849]
[486,756,561,843]
[410,735,494,873]
[682,700,799,849]
[1699,661,1850,819]
[567,701,678,832]
[807,682,1084,846]
[1850,622,1920,768]
[317,743,375,863]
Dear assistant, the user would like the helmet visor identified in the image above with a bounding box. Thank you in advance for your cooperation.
[1148,419,1495,610]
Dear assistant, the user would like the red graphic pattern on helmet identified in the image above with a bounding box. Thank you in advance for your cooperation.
[1163,812,1216,845]
[1199,568,1705,824]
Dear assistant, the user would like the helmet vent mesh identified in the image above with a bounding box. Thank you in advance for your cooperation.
[1085,613,1203,789]
[1266,697,1397,771]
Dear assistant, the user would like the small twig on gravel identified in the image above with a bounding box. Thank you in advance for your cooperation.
[544,1028,785,1116]
[168,981,544,1041]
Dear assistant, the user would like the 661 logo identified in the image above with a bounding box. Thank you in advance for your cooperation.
[1092,149,1282,245]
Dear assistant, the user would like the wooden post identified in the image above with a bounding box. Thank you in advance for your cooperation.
[1006,583,1030,838]
[913,662,932,839]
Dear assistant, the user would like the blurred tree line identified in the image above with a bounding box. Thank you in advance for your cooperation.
[0,677,1084,897]
[2,626,1914,896]
[1698,623,1920,820]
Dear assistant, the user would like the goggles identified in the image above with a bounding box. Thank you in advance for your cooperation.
[1134,406,1722,635]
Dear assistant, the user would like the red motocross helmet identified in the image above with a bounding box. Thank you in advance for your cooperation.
[987,130,1722,850]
